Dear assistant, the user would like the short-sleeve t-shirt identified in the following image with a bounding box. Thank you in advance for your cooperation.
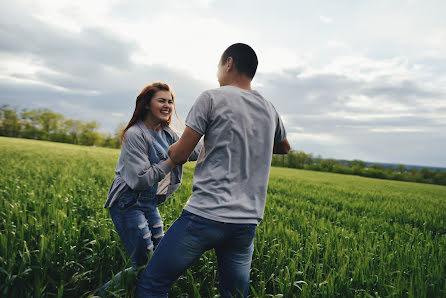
[184,85,286,224]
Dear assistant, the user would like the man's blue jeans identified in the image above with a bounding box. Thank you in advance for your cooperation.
[97,189,164,296]
[136,209,257,298]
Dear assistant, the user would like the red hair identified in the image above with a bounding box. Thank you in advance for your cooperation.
[121,82,180,143]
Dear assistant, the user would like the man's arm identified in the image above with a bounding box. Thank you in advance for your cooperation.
[273,138,290,154]
[168,126,202,165]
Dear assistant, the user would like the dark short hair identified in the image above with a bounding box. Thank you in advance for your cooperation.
[220,43,258,79]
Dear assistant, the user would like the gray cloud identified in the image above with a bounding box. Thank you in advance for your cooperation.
[1,2,445,167]
[0,2,212,132]
[256,68,446,166]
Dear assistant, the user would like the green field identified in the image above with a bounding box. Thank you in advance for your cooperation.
[1,136,445,297]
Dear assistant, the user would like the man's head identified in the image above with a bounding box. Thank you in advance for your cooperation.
[217,43,258,87]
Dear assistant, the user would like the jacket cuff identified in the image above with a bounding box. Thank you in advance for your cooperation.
[158,160,172,176]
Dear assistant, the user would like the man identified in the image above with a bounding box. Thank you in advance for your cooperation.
[137,43,290,297]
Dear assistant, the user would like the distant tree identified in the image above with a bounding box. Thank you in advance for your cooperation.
[304,153,314,167]
[396,164,406,174]
[407,168,423,183]
[419,168,435,184]
[0,105,21,137]
[320,158,338,172]
[295,151,311,169]
[21,108,64,140]
[349,159,366,174]
[21,109,42,139]
[433,171,446,186]
[79,121,101,146]
[349,159,366,169]
[39,109,64,140]
[61,119,82,144]
[113,121,126,148]
[370,163,385,171]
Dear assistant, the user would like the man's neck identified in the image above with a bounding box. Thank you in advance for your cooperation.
[223,75,252,90]
[229,82,251,90]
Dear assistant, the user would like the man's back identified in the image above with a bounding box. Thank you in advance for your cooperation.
[136,43,289,298]
[184,85,286,224]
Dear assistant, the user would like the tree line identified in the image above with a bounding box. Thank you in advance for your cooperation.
[2,104,445,186]
[0,105,123,149]
[272,151,446,186]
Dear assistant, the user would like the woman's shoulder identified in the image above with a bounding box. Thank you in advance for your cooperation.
[123,122,150,146]
[124,124,143,139]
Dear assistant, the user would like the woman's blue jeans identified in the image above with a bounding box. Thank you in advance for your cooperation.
[136,209,257,298]
[97,190,164,296]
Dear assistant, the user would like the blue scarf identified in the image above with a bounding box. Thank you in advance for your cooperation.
[149,129,170,161]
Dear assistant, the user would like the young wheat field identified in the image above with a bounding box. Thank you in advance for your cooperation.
[1,136,445,297]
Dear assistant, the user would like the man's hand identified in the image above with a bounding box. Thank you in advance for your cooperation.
[169,126,202,165]
[273,138,290,154]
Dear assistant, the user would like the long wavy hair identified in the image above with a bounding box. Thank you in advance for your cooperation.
[120,82,181,143]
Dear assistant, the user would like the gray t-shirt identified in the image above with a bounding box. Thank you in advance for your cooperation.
[184,85,286,224]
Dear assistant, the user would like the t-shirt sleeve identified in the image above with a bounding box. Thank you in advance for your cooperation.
[274,111,287,144]
[185,91,212,136]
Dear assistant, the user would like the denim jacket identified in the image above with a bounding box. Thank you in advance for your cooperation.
[104,121,202,208]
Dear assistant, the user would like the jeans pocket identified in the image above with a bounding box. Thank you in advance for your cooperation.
[242,224,257,242]
[117,192,137,210]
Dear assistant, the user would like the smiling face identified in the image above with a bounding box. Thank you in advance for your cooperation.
[146,90,173,124]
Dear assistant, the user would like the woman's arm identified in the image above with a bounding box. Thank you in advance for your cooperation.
[121,130,173,190]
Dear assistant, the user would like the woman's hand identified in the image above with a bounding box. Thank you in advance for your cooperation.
[168,142,177,157]
[166,157,176,169]
[168,127,202,165]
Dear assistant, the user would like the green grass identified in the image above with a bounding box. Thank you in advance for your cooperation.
[1,136,445,297]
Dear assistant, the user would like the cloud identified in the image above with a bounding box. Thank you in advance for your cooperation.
[319,16,333,23]
[1,0,445,167]
[255,54,446,166]
[368,127,427,133]
[0,2,213,133]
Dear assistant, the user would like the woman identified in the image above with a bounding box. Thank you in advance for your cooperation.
[98,82,201,295]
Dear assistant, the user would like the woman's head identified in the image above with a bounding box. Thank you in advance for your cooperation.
[121,82,177,142]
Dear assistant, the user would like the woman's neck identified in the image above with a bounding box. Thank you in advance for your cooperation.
[144,117,162,131]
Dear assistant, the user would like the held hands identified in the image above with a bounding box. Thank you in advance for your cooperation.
[166,142,183,168]
[166,157,176,169]
[168,127,202,166]
[167,142,176,157]
[166,142,177,169]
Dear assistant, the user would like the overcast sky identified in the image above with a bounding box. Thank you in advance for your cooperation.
[1,0,445,167]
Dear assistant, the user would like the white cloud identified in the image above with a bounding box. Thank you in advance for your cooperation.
[344,94,412,112]
[288,132,341,144]
[327,40,350,49]
[369,127,427,133]
[2,0,446,167]
[299,56,425,83]
[326,111,415,122]
[319,16,332,23]
[256,47,307,75]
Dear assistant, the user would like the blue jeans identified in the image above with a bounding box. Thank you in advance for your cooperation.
[97,189,164,296]
[136,209,257,298]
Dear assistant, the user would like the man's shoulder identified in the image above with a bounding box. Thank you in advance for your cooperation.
[203,85,242,95]
[204,86,260,101]
[199,86,226,98]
